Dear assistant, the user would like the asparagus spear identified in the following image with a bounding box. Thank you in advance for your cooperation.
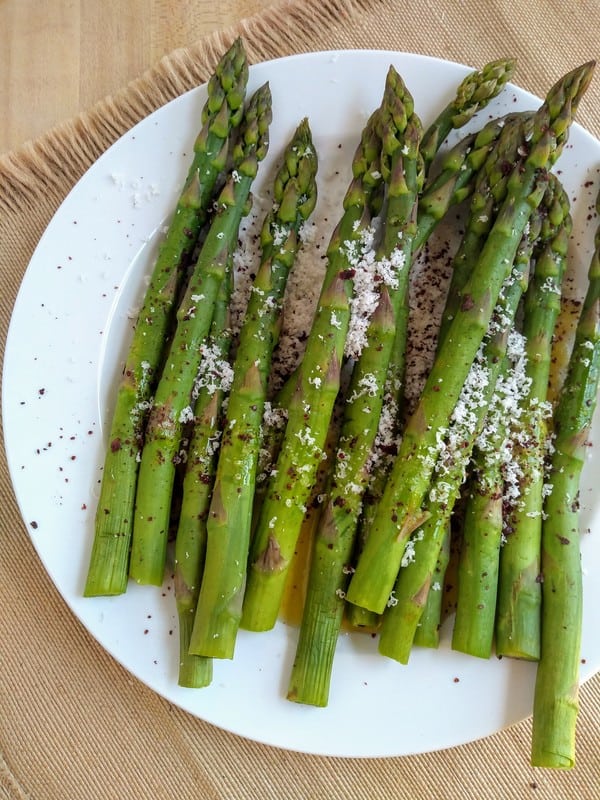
[420,58,516,172]
[287,70,422,705]
[173,263,234,688]
[129,83,272,586]
[240,98,385,633]
[346,116,527,634]
[531,188,600,769]
[346,62,595,615]
[348,114,530,635]
[435,114,530,344]
[451,354,524,659]
[451,175,571,660]
[188,120,318,660]
[378,204,541,663]
[496,180,572,660]
[84,39,249,596]
[415,112,528,254]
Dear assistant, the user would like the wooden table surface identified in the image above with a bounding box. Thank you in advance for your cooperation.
[0,0,281,154]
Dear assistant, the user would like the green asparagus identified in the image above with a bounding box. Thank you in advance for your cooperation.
[496,179,572,660]
[420,58,516,172]
[188,120,318,659]
[412,526,451,648]
[173,264,234,688]
[531,188,600,769]
[240,98,385,632]
[288,71,422,703]
[346,62,594,615]
[84,39,249,596]
[129,82,272,586]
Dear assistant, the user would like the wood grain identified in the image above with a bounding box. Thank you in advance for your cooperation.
[0,0,281,154]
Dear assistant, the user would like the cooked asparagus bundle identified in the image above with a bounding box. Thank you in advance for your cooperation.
[129,82,272,586]
[188,119,318,659]
[346,62,595,615]
[239,103,385,633]
[531,188,600,769]
[84,39,249,596]
[378,195,544,663]
[288,68,423,705]
[81,49,599,769]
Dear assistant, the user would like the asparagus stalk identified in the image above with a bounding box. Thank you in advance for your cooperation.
[84,39,249,596]
[240,98,385,633]
[188,120,318,659]
[531,188,600,769]
[414,112,528,253]
[378,205,541,663]
[496,180,572,660]
[346,116,527,634]
[129,83,272,586]
[435,114,530,344]
[349,114,530,634]
[346,62,594,615]
[174,265,233,687]
[287,70,422,705]
[451,354,520,659]
[420,58,516,172]
[452,175,571,660]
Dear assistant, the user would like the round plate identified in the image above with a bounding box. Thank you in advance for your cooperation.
[4,50,600,758]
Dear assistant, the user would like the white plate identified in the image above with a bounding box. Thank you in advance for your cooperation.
[4,50,600,758]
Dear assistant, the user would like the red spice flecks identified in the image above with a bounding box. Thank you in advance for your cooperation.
[461,294,475,311]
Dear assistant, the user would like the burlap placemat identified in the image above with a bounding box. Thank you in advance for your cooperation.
[1,1,599,797]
